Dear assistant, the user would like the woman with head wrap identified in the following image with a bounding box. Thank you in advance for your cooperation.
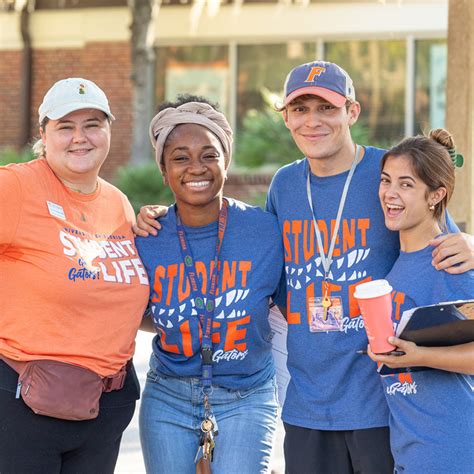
[135,95,284,473]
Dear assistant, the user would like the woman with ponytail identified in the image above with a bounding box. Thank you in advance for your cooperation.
[369,129,474,473]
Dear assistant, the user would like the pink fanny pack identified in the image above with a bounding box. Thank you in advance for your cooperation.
[1,356,127,421]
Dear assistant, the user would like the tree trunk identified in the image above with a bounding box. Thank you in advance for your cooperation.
[129,0,157,165]
[19,0,33,148]
[446,0,473,232]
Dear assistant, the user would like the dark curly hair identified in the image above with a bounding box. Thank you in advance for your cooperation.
[157,94,220,113]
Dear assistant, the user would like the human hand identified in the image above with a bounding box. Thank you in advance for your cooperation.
[132,205,168,237]
[367,337,426,369]
[430,233,474,274]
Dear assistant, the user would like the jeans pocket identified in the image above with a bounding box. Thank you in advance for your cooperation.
[146,368,161,383]
[236,377,276,399]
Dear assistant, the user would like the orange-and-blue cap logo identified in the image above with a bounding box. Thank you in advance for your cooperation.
[283,60,355,107]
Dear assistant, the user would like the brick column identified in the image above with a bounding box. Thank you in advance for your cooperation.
[446,0,473,232]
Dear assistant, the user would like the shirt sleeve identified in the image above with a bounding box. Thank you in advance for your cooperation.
[0,167,23,252]
[120,190,137,226]
[272,265,288,308]
[265,177,277,215]
[447,271,474,301]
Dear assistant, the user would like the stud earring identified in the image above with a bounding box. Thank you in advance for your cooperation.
[428,203,435,211]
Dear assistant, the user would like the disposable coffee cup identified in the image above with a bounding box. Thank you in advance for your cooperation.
[354,279,396,354]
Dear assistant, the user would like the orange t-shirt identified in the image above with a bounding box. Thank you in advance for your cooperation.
[0,159,149,376]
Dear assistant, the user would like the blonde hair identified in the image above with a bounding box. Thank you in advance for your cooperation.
[32,118,49,158]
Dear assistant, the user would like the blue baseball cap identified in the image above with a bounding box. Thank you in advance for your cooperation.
[284,61,355,107]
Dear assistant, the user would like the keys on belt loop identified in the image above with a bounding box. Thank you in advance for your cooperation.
[201,418,215,461]
[194,391,219,464]
[195,417,216,463]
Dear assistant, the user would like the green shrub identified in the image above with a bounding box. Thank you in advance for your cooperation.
[235,108,301,170]
[234,89,382,170]
[114,161,174,213]
[0,147,35,166]
[245,191,268,209]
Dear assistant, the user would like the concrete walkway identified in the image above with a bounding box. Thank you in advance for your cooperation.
[115,331,285,473]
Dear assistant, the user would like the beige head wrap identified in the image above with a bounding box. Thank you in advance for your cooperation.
[149,102,233,172]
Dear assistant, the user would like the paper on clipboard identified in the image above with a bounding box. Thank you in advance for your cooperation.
[396,299,474,342]
[268,305,290,407]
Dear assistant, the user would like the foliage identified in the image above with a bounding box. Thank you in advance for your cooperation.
[234,89,375,170]
[244,191,268,209]
[0,147,34,166]
[114,161,174,213]
[324,40,406,145]
[234,107,301,170]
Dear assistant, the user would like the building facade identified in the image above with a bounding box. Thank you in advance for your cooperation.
[0,0,449,163]
[4,0,471,230]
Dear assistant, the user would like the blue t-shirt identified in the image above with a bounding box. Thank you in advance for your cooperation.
[266,146,401,429]
[383,245,474,473]
[136,198,284,391]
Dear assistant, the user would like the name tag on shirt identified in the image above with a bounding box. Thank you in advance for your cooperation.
[47,201,66,220]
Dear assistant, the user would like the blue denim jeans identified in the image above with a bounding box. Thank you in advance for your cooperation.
[139,370,278,474]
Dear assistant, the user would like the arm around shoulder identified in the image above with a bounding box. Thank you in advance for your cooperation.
[133,205,168,237]
[430,232,474,273]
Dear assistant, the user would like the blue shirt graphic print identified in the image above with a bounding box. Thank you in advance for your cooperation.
[136,199,284,391]
[266,146,400,430]
[383,245,474,474]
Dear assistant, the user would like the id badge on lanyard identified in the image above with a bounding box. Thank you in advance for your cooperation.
[309,296,344,332]
[306,145,361,333]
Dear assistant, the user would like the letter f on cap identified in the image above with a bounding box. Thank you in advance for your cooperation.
[305,66,326,83]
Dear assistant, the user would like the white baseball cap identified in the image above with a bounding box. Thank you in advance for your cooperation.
[38,77,115,124]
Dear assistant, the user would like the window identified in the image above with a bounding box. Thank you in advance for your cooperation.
[325,40,406,148]
[155,39,447,153]
[414,39,447,134]
[155,45,229,114]
[237,42,316,127]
